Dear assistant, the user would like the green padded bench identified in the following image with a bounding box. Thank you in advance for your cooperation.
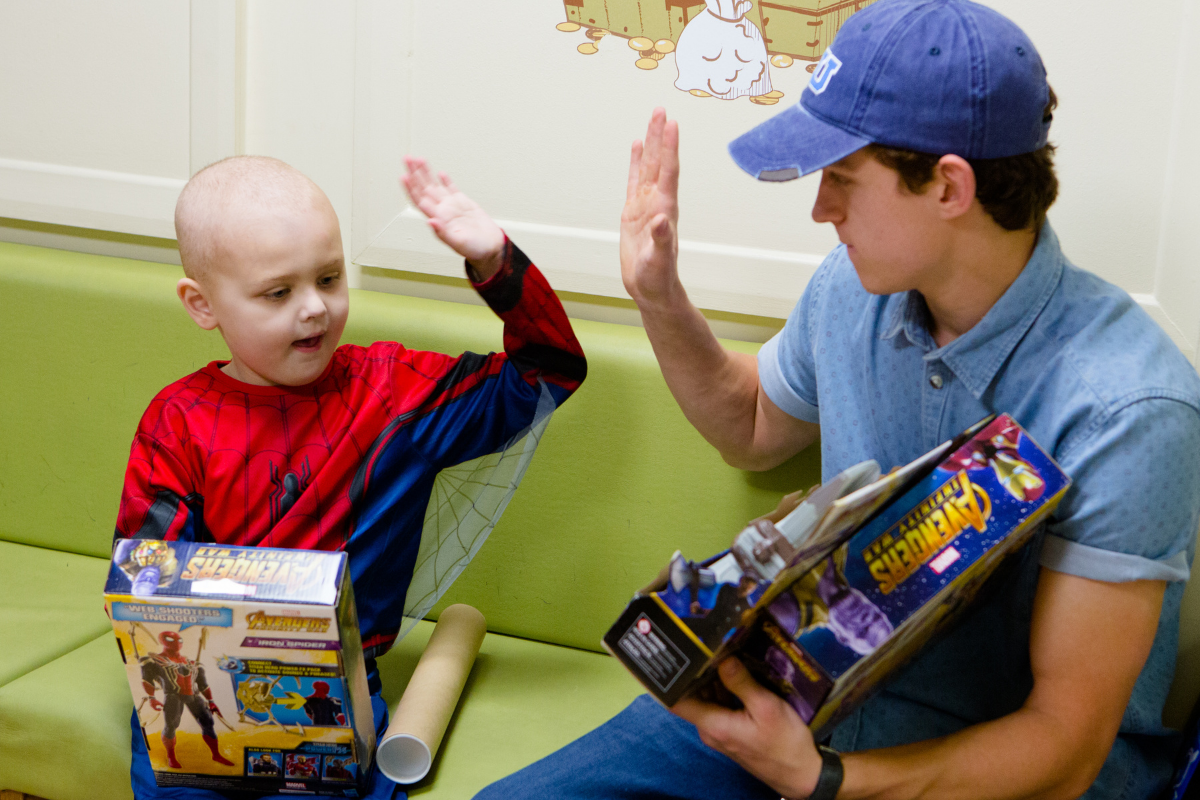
[0,241,818,800]
[1,241,1198,800]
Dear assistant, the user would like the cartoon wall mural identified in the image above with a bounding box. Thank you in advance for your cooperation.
[556,0,877,105]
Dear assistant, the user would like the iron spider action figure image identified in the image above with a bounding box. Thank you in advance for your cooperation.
[139,630,234,769]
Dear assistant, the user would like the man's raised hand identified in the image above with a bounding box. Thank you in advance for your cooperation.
[621,108,682,309]
[401,156,506,280]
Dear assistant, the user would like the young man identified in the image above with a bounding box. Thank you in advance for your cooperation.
[476,1,1200,798]
[116,155,586,798]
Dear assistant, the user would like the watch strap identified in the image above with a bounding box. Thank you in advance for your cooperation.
[806,746,844,800]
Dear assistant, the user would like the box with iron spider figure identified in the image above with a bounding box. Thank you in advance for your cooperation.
[604,413,1070,740]
[104,540,374,796]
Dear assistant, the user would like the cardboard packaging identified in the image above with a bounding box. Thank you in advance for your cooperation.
[604,414,1070,739]
[104,541,374,796]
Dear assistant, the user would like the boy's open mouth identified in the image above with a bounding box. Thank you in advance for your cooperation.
[293,334,324,352]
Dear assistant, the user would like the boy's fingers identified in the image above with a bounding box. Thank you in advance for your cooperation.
[438,171,460,194]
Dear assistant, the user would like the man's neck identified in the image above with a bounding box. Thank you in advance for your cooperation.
[920,224,1039,349]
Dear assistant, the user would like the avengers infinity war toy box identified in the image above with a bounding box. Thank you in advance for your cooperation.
[604,414,1070,739]
[104,541,374,796]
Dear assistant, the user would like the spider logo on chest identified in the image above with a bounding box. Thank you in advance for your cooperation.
[269,458,311,525]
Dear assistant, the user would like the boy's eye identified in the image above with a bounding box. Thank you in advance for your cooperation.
[266,287,290,300]
[319,273,341,288]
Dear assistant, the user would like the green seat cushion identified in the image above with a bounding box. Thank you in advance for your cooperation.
[0,541,112,688]
[0,634,134,800]
[378,620,643,797]
[0,621,643,800]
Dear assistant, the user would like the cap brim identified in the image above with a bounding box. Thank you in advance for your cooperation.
[728,103,872,181]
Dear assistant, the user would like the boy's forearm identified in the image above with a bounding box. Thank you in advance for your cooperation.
[470,237,586,393]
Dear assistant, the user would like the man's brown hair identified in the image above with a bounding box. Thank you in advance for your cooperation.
[867,87,1059,232]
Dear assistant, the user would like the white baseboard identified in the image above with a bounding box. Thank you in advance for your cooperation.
[0,157,183,240]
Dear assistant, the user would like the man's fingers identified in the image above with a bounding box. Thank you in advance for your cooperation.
[660,119,681,199]
[650,213,673,246]
[641,108,666,188]
[718,658,767,709]
[626,140,643,202]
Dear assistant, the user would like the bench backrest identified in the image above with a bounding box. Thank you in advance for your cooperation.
[0,242,818,654]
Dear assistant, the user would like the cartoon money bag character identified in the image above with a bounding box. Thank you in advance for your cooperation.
[673,0,773,100]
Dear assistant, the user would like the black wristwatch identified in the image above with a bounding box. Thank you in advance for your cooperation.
[786,746,843,800]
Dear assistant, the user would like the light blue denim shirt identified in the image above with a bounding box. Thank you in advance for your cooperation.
[758,223,1200,799]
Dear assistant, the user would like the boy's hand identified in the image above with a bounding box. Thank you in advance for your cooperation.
[621,108,682,310]
[402,156,506,280]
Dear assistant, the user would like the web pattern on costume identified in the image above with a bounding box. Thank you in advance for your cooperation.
[399,382,556,638]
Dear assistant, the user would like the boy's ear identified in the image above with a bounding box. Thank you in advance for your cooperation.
[933,155,977,221]
[177,278,219,331]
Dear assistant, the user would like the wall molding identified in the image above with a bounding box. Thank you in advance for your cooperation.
[354,207,825,319]
[0,158,184,240]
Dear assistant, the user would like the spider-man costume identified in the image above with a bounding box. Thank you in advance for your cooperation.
[119,239,584,799]
[114,238,584,657]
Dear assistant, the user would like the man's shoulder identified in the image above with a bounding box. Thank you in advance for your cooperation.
[1039,263,1200,418]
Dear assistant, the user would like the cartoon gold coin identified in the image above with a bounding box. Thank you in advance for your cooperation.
[770,54,794,68]
[750,96,780,105]
[578,42,600,55]
[689,89,712,97]
[556,22,581,32]
[635,57,659,70]
[629,36,653,51]
[654,39,675,54]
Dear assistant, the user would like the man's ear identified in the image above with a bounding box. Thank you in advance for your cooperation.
[177,278,219,331]
[933,155,977,221]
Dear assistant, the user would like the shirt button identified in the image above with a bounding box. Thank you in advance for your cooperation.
[929,374,944,389]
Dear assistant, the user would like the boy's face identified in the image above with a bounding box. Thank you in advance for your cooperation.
[182,197,348,387]
[811,150,950,297]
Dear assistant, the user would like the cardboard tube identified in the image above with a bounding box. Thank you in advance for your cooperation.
[377,604,487,783]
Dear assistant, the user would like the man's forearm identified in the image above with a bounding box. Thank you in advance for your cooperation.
[636,287,764,467]
[838,706,1104,800]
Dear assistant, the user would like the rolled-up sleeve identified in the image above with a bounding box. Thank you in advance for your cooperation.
[758,263,829,424]
[1041,397,1200,583]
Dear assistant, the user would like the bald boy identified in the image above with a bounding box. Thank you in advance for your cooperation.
[113,156,587,799]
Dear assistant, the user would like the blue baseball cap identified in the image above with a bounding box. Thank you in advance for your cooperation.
[729,0,1052,181]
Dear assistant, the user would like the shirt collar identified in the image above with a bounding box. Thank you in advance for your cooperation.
[879,222,1065,398]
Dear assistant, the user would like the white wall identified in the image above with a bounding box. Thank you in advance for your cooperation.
[0,0,1198,356]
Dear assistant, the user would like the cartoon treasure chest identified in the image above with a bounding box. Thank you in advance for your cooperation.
[563,0,709,44]
[757,0,877,65]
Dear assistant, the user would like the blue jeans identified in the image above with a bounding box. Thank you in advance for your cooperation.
[474,695,779,800]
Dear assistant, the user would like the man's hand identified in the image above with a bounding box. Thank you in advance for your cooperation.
[621,108,682,309]
[674,658,824,799]
[401,156,506,281]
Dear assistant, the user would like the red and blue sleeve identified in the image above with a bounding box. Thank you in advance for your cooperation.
[114,399,207,543]
[401,237,586,468]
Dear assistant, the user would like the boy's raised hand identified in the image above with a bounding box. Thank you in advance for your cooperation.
[621,108,681,310]
[402,156,506,280]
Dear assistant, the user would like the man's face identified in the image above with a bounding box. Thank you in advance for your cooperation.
[811,149,949,296]
[202,198,348,387]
